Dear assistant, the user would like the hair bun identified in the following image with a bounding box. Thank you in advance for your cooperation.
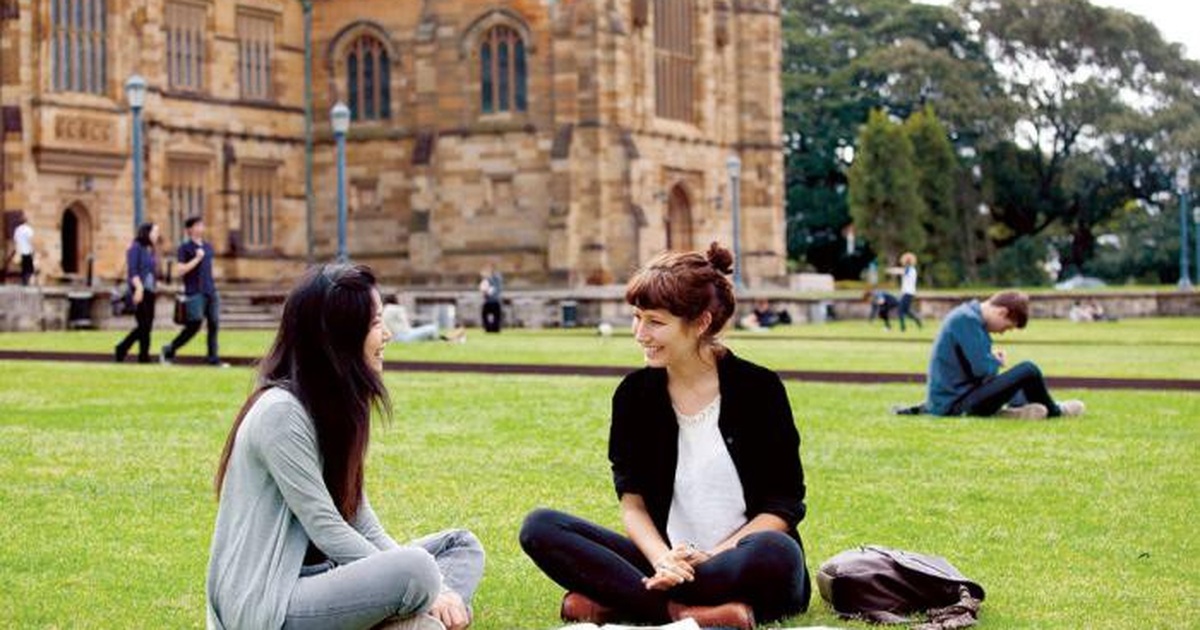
[706,241,734,275]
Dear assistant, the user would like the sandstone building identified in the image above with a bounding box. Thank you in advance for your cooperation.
[0,0,785,287]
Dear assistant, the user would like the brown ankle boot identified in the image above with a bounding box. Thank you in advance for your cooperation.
[667,601,756,629]
[560,591,617,624]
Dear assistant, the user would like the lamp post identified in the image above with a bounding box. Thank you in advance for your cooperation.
[124,75,148,230]
[1178,165,1193,291]
[331,102,351,263]
[301,0,315,263]
[726,153,743,288]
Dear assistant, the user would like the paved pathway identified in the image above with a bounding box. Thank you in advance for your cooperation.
[2,350,1196,391]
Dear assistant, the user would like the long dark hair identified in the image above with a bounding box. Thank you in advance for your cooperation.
[135,222,156,247]
[215,264,390,519]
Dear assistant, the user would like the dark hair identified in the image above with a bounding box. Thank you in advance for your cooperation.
[185,215,203,230]
[625,241,736,346]
[987,290,1030,329]
[215,264,389,520]
[135,222,156,247]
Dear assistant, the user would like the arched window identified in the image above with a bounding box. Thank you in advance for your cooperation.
[51,0,108,94]
[654,0,695,122]
[480,26,527,114]
[346,35,390,121]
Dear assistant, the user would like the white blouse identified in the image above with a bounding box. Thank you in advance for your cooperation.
[666,395,748,551]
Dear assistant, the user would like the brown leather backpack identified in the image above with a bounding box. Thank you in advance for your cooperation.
[817,546,985,629]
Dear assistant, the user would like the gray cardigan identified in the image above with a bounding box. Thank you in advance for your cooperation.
[206,388,404,630]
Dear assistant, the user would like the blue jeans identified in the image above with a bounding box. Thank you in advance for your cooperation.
[165,292,221,362]
[283,529,485,630]
[519,508,810,624]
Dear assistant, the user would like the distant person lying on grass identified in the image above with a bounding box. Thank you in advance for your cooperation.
[206,264,483,630]
[520,242,811,630]
[920,290,1085,420]
[382,294,466,343]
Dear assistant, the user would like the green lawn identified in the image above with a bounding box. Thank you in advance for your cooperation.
[0,357,1196,628]
[2,316,1199,379]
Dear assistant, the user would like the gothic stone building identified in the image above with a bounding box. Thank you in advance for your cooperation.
[0,0,785,287]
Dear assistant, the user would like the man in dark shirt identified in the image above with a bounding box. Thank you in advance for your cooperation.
[162,216,225,366]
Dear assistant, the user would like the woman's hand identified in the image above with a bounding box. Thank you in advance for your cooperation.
[642,543,708,590]
[132,285,144,305]
[429,590,470,630]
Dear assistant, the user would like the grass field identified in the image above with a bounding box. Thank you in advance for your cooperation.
[2,316,1199,379]
[0,324,1198,628]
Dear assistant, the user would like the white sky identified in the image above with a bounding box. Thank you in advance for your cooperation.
[917,0,1200,61]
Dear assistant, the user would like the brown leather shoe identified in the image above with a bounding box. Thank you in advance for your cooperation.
[560,591,617,624]
[668,600,756,629]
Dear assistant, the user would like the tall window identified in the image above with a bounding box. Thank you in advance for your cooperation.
[236,11,273,100]
[654,0,695,122]
[346,35,390,121]
[240,165,275,248]
[50,0,107,94]
[480,26,527,114]
[166,1,206,92]
[166,160,207,246]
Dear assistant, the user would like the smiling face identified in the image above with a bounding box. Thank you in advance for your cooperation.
[363,289,390,372]
[631,307,707,369]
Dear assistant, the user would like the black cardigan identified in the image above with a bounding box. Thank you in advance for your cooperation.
[607,351,807,545]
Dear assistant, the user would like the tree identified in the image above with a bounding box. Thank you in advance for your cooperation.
[848,110,926,265]
[959,0,1200,271]
[903,106,977,285]
[782,0,1005,277]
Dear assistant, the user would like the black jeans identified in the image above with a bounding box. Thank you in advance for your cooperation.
[957,361,1061,417]
[482,301,502,333]
[519,508,810,624]
[898,294,922,331]
[116,291,157,362]
[165,293,220,362]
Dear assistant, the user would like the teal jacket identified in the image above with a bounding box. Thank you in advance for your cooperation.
[926,301,1001,415]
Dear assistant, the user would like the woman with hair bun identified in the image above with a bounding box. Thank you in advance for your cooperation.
[520,243,811,629]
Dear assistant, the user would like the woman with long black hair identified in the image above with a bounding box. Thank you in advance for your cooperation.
[206,264,484,630]
[115,222,159,363]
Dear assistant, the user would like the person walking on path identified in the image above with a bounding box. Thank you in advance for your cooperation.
[520,242,811,630]
[13,211,35,286]
[925,290,1085,420]
[115,222,160,363]
[206,264,485,630]
[479,263,503,333]
[895,252,922,332]
[162,216,224,366]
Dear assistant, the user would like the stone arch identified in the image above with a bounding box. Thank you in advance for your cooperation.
[60,202,92,275]
[459,9,536,60]
[665,183,693,251]
[325,21,401,107]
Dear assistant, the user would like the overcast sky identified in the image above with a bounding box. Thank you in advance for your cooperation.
[916,0,1200,61]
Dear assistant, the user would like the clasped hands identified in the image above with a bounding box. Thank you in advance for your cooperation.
[643,542,712,591]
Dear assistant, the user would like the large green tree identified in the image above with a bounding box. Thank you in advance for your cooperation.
[903,106,978,285]
[782,0,1005,277]
[960,0,1200,272]
[848,110,926,264]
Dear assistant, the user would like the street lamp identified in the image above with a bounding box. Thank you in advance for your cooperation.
[300,0,314,263]
[1178,164,1192,291]
[726,153,742,288]
[125,74,148,230]
[331,102,351,263]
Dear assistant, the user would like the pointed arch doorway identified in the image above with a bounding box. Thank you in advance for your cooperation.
[665,184,693,251]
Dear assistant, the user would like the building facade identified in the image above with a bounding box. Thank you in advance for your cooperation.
[0,0,785,287]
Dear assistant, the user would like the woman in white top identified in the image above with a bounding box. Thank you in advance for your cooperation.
[206,264,484,630]
[897,251,923,331]
[520,243,811,629]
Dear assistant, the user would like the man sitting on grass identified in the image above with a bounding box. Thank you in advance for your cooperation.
[924,290,1084,420]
